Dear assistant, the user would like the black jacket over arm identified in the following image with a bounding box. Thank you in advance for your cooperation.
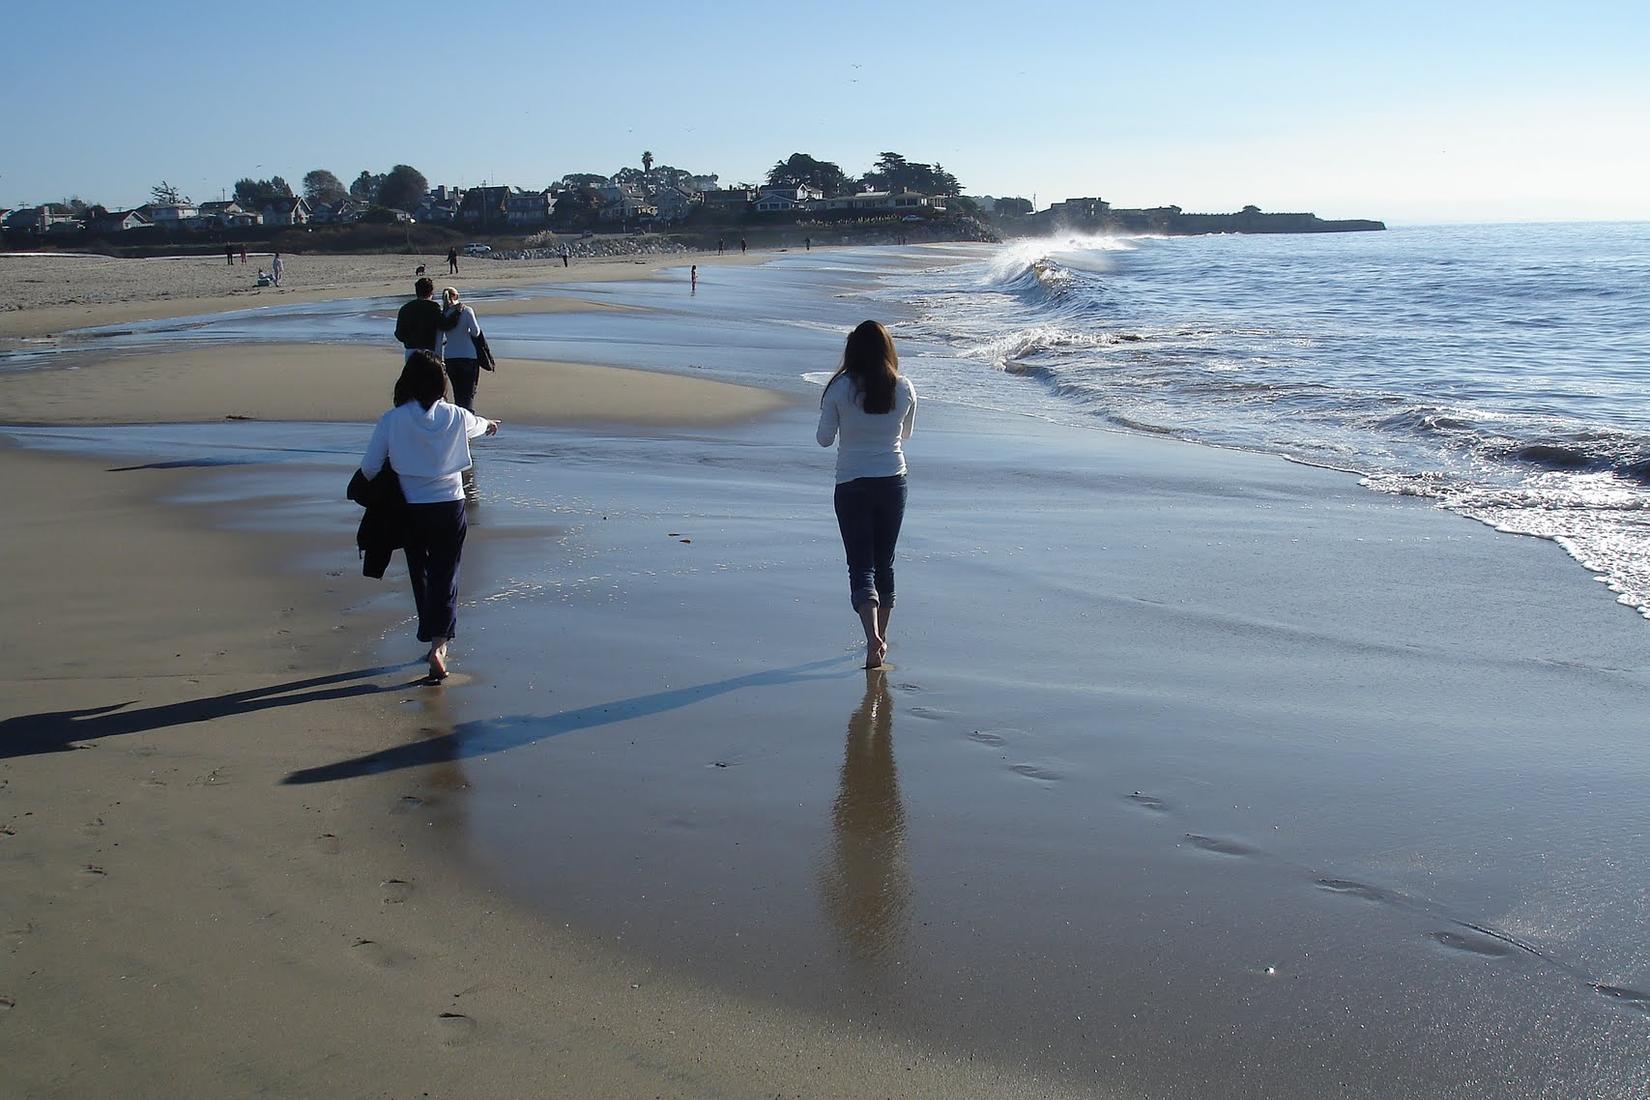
[346,465,407,579]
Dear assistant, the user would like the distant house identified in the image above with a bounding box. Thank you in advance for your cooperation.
[755,184,823,213]
[90,208,153,233]
[418,186,464,224]
[458,185,511,230]
[147,202,199,227]
[198,200,242,225]
[1041,197,1109,223]
[815,191,944,214]
[505,189,554,228]
[5,205,79,232]
[650,185,701,222]
[260,196,312,226]
[311,199,362,225]
[702,187,758,212]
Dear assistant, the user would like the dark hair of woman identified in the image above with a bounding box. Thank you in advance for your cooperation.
[393,350,450,410]
[822,320,899,415]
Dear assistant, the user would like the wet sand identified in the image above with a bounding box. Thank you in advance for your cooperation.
[356,404,1650,1098]
[0,343,790,427]
[0,441,1072,1099]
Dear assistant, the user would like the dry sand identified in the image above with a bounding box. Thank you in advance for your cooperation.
[0,343,791,428]
[0,249,767,340]
[0,446,1072,1099]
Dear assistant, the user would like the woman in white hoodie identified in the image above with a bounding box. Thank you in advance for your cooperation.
[360,351,499,680]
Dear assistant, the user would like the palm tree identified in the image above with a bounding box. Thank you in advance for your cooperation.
[642,150,654,175]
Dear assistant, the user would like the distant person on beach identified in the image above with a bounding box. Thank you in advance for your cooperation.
[447,247,459,275]
[691,265,697,295]
[271,252,284,286]
[805,237,812,251]
[740,238,747,255]
[225,245,235,266]
[439,287,484,411]
[817,320,917,668]
[717,238,725,255]
[395,277,460,361]
[560,244,570,268]
[358,351,499,681]
[240,245,247,264]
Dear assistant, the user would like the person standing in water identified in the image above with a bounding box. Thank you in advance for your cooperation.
[690,265,697,295]
[816,320,917,668]
[358,351,499,681]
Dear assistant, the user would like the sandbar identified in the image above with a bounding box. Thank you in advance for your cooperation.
[0,342,791,427]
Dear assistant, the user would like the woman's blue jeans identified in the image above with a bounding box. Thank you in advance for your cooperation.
[833,474,906,611]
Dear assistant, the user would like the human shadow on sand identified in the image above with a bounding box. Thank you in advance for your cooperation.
[0,665,412,760]
[282,656,855,786]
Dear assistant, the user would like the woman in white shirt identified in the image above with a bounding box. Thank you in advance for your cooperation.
[439,287,484,412]
[816,320,917,668]
[360,351,499,680]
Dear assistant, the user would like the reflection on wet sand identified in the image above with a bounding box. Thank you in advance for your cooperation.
[820,671,910,965]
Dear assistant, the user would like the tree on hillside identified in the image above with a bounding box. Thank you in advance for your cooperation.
[233,176,293,208]
[350,170,385,204]
[993,196,1034,217]
[377,165,428,212]
[552,186,602,230]
[557,173,609,190]
[150,181,188,205]
[642,150,654,174]
[303,169,348,206]
[859,152,961,196]
[766,153,850,197]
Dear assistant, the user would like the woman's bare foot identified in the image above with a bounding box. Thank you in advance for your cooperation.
[428,640,449,681]
[865,638,888,669]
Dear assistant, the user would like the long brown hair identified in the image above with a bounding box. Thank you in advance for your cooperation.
[823,320,899,415]
[393,350,450,410]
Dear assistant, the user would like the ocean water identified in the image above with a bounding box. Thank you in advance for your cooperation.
[871,224,1650,617]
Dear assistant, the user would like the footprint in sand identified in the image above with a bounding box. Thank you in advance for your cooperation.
[1593,984,1650,1015]
[0,996,14,1011]
[1428,930,1515,958]
[79,864,108,881]
[381,879,413,904]
[1183,834,1256,857]
[351,938,413,969]
[1125,792,1169,813]
[908,706,958,721]
[391,795,425,815]
[1315,878,1394,903]
[1009,762,1063,782]
[967,730,1008,747]
[313,833,342,855]
[435,1012,477,1046]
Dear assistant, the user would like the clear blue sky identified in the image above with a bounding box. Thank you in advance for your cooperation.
[7,0,1646,222]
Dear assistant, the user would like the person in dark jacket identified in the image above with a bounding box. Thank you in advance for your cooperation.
[394,277,459,362]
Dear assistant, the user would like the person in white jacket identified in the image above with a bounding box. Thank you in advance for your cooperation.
[360,351,499,680]
[816,320,917,668]
[439,286,484,411]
